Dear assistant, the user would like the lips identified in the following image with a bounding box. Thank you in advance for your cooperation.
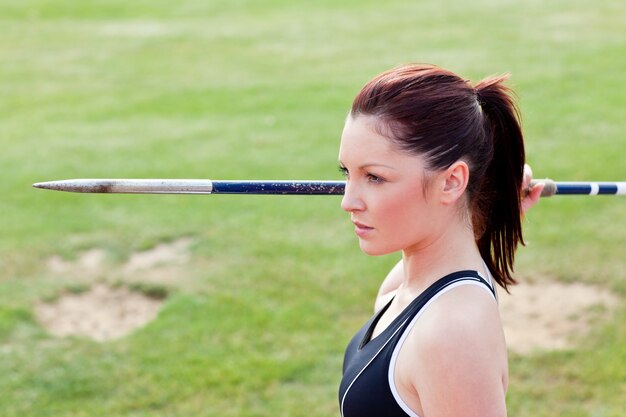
[352,220,374,237]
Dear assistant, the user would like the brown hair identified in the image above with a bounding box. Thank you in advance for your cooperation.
[351,64,525,291]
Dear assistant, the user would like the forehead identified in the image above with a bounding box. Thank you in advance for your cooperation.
[338,115,403,165]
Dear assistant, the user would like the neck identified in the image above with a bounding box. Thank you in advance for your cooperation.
[399,216,485,298]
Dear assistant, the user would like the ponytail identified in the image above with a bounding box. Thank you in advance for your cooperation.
[474,75,525,291]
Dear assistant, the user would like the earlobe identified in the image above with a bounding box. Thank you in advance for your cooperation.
[441,161,470,204]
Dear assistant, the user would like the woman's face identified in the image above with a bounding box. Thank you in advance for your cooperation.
[338,115,446,256]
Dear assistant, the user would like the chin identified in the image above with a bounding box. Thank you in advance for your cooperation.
[359,241,396,257]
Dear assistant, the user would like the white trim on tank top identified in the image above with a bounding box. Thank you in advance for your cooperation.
[478,261,497,301]
[387,277,498,417]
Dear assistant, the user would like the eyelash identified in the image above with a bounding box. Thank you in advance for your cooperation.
[338,166,385,184]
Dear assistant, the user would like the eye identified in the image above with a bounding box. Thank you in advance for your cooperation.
[367,173,385,184]
[338,165,349,178]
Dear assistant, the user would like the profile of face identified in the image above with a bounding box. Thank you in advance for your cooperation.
[338,115,458,256]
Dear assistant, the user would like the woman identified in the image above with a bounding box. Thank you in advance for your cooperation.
[337,64,543,417]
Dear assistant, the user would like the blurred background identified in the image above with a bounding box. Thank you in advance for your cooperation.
[1,0,624,416]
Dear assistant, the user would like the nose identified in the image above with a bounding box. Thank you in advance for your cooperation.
[341,181,365,213]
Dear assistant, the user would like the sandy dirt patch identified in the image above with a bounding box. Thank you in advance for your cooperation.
[46,248,107,274]
[499,281,619,354]
[38,238,193,341]
[35,284,163,342]
[122,237,193,273]
[44,237,193,277]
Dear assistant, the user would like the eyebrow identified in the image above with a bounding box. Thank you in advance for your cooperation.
[339,161,396,170]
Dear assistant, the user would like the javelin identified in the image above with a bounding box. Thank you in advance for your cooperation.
[32,179,626,196]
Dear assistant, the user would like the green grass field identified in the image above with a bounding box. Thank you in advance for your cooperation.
[1,0,625,415]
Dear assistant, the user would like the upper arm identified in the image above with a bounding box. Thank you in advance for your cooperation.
[410,287,508,417]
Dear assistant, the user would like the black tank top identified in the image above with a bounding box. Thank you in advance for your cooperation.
[338,270,497,417]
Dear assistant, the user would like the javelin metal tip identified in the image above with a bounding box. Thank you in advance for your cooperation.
[33,180,91,193]
[33,181,58,190]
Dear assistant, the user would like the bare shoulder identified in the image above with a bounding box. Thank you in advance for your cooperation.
[413,284,505,355]
[397,284,508,417]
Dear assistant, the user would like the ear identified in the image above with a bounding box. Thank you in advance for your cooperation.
[439,161,469,205]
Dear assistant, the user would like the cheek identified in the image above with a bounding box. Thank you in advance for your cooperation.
[372,188,428,248]
[380,188,423,227]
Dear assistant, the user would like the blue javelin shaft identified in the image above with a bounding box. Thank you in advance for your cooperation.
[550,182,626,196]
[32,179,626,196]
[211,180,345,194]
